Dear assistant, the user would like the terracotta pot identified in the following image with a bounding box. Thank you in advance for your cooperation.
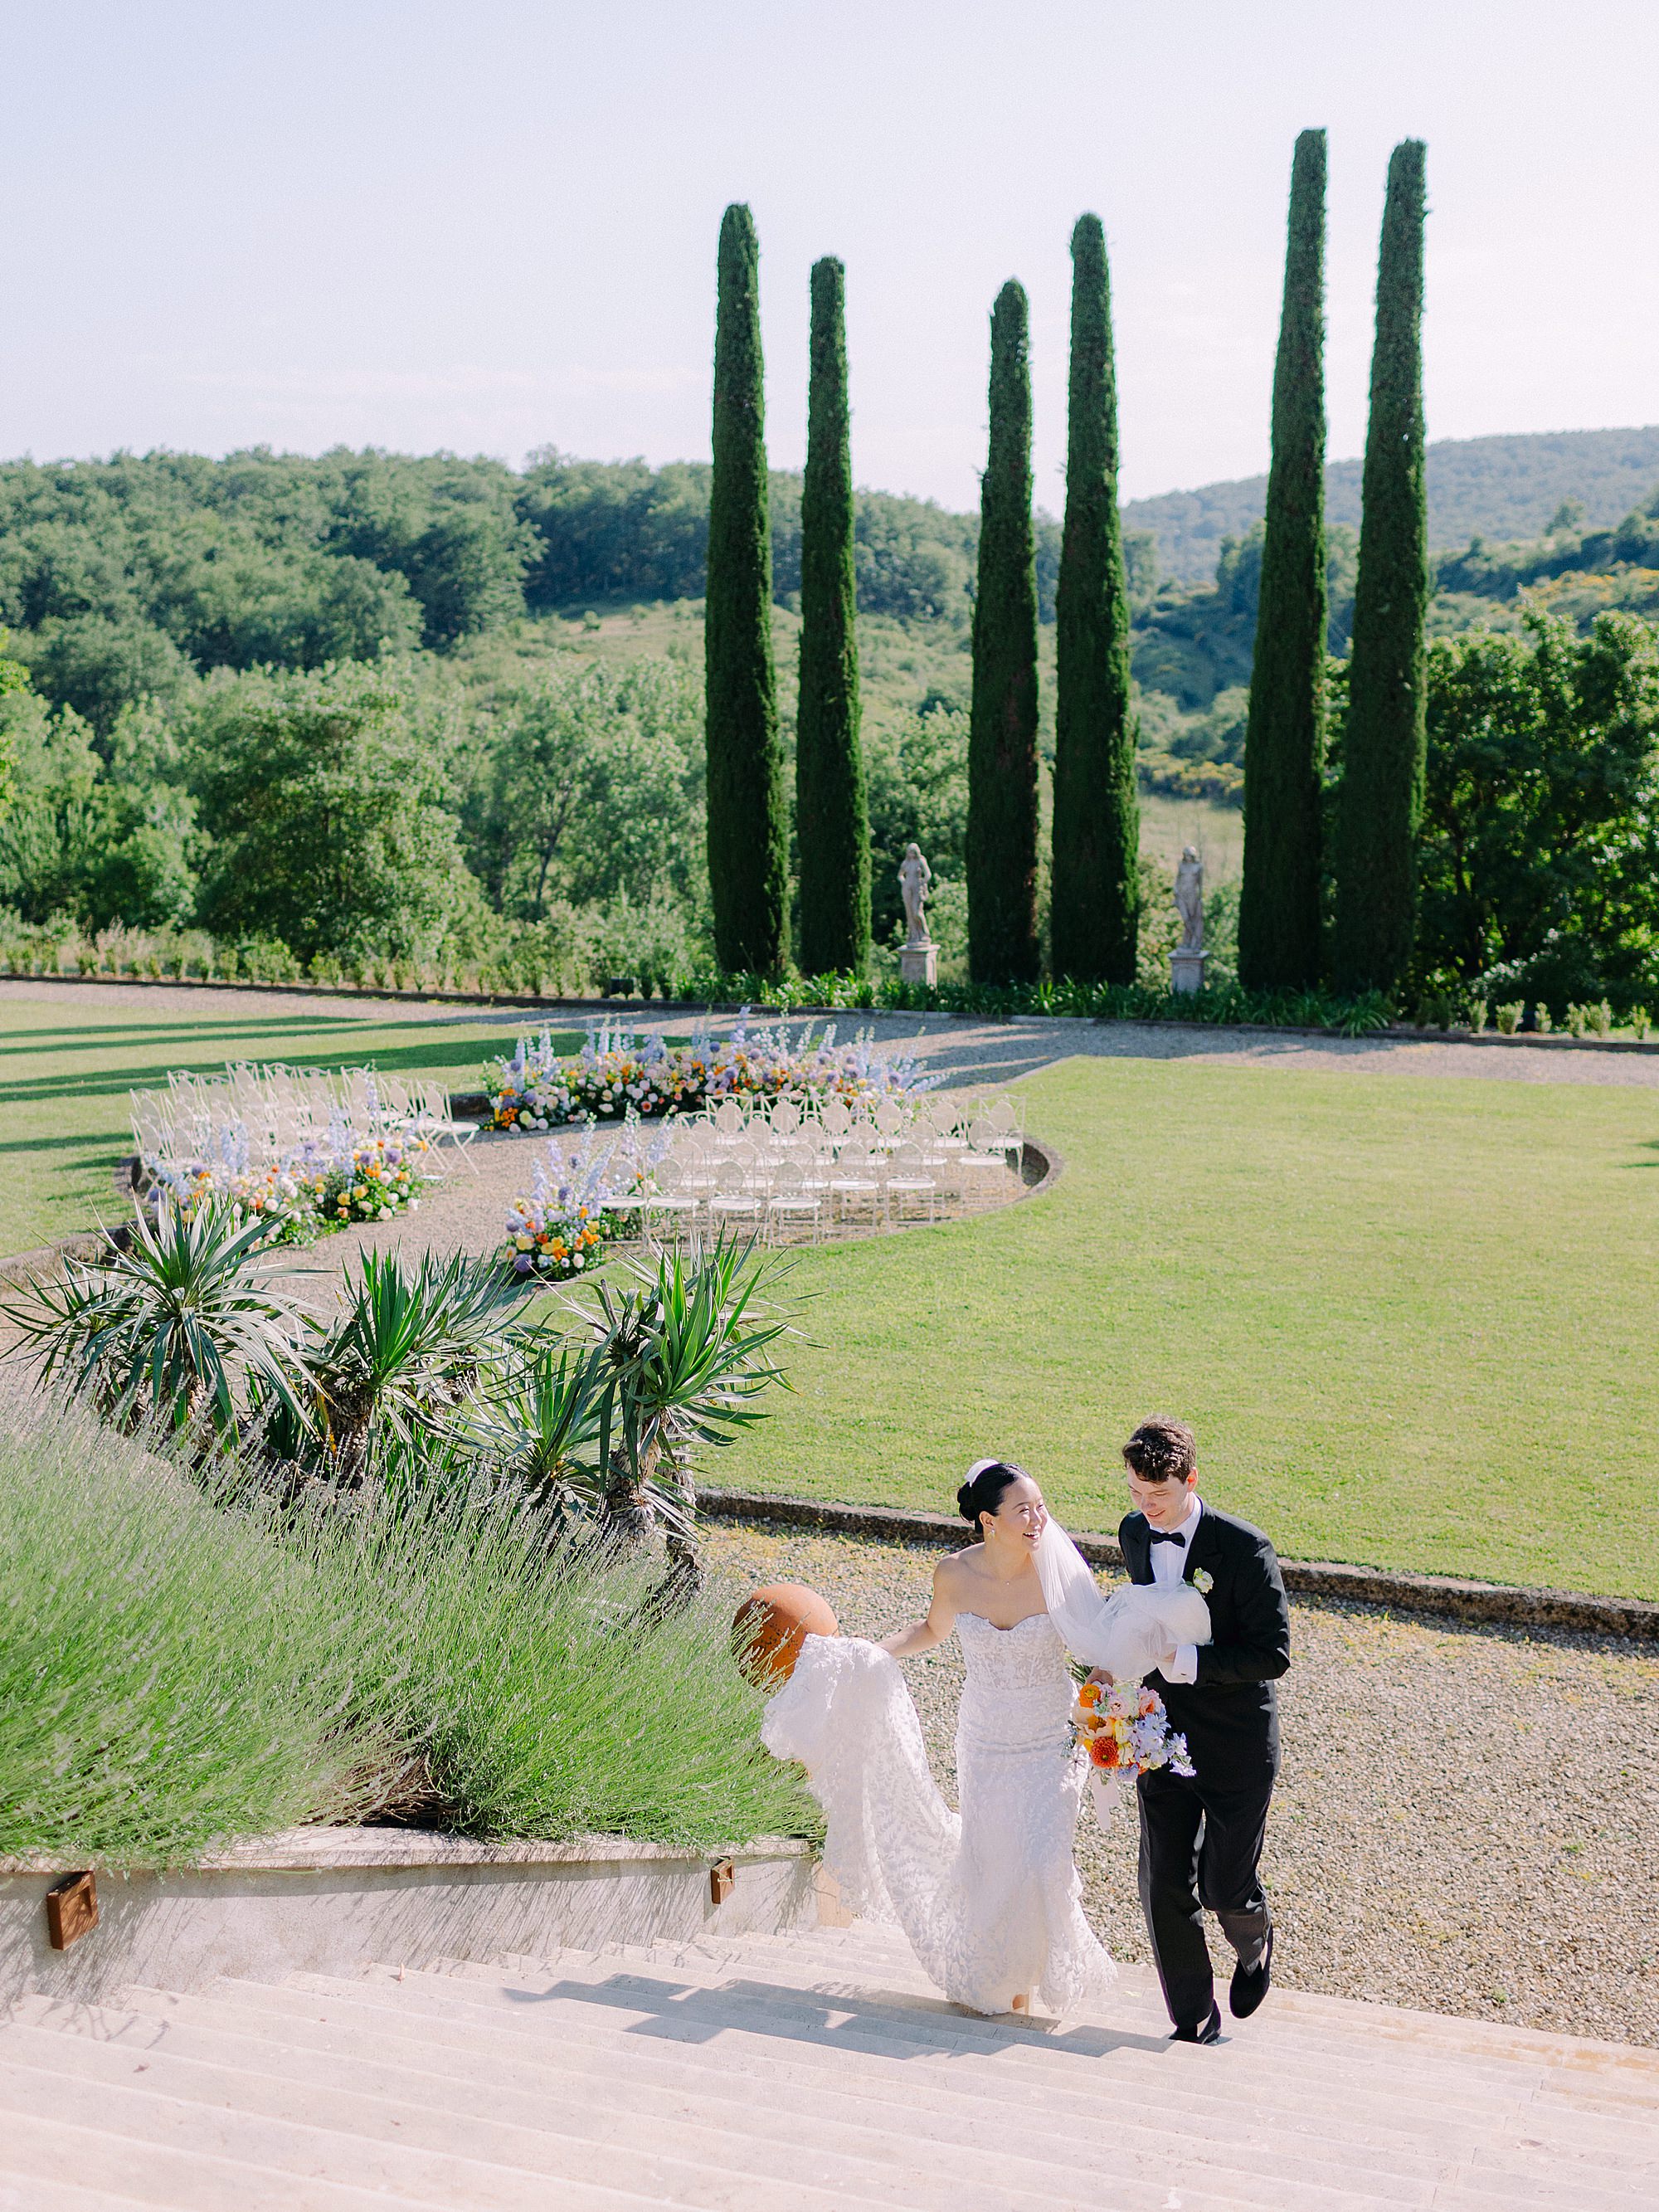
[732,1582,840,1688]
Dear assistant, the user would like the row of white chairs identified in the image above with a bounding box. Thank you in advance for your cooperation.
[601,1122,1019,1246]
[132,1063,478,1177]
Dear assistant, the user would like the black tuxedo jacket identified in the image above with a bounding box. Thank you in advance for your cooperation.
[1118,1503,1291,1786]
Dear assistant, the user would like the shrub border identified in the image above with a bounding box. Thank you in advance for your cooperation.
[697,1487,1659,1643]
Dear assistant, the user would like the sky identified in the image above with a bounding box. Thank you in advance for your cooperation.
[7,2,1658,512]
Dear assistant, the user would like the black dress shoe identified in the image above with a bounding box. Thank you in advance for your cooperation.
[1230,1927,1273,2020]
[1170,2000,1222,2044]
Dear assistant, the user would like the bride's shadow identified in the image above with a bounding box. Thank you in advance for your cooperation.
[505,1966,1168,2062]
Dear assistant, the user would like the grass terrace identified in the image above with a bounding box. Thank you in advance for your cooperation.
[728,1055,1659,1601]
[0,987,581,1255]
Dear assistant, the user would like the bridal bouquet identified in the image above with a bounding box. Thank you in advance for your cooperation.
[1073,1681,1194,1781]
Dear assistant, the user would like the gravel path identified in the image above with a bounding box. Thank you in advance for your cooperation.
[11,975,1659,1091]
[281,1125,1024,1312]
[702,1520,1659,2048]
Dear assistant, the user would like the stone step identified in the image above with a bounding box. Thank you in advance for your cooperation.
[0,2051,676,2212]
[611,1932,1659,2109]
[0,2177,158,2212]
[191,1967,1647,2184]
[0,2102,438,2210]
[87,1984,1472,2212]
[262,1970,1658,2205]
[390,1948,1622,2112]
[7,1996,1086,2212]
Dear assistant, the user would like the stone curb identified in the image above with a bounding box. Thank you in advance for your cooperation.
[6,969,1657,1055]
[697,1487,1659,1643]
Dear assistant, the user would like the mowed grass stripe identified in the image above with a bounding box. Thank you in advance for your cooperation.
[0,992,570,1254]
[732,1056,1658,1599]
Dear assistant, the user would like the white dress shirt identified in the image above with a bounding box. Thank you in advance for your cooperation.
[1147,1494,1201,1684]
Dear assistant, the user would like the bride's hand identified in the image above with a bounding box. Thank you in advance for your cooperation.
[1086,1667,1114,1688]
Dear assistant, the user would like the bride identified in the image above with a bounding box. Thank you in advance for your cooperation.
[761,1458,1210,2020]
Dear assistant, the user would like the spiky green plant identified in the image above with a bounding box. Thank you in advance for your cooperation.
[0,1198,312,1440]
[455,1342,608,1526]
[571,1237,795,1591]
[299,1248,529,1483]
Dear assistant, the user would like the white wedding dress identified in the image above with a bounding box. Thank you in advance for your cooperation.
[761,1520,1210,2019]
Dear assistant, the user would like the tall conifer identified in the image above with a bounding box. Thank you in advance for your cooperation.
[796,256,869,977]
[1332,141,1430,996]
[1052,214,1137,984]
[705,202,787,975]
[967,280,1041,984]
[1238,129,1328,990]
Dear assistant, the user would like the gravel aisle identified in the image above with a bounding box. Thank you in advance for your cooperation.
[702,1520,1659,2047]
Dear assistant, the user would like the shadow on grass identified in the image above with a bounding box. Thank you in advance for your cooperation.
[0,1132,129,1157]
[0,1016,412,1059]
[0,1033,583,1109]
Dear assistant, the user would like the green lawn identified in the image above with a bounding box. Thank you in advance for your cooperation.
[0,989,565,1254]
[6,992,1654,1599]
[735,1057,1659,1601]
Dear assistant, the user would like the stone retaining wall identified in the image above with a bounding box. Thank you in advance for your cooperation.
[0,1829,821,2005]
[698,1487,1658,1642]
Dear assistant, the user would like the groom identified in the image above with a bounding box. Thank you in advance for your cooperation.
[1116,1417,1290,2045]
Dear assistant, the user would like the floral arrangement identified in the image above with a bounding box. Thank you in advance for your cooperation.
[301,1133,434,1227]
[500,1118,669,1279]
[1073,1681,1194,1781]
[144,1113,440,1244]
[484,1014,928,1133]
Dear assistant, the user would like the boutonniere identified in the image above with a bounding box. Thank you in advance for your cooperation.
[1192,1568,1214,1596]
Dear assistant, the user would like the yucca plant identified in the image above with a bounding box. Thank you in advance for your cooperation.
[455,1342,607,1529]
[0,1198,313,1444]
[571,1235,796,1597]
[299,1248,529,1485]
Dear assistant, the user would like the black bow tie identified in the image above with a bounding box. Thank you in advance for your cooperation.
[1148,1527,1189,1547]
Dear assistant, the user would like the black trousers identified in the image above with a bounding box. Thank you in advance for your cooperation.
[1136,1762,1275,2029]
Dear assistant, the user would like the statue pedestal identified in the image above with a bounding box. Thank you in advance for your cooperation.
[899,941,938,987]
[1170,948,1208,996]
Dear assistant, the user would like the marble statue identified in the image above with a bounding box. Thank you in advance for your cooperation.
[897,844,938,985]
[1174,845,1204,953]
[899,843,933,948]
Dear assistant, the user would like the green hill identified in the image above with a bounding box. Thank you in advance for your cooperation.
[1126,426,1659,582]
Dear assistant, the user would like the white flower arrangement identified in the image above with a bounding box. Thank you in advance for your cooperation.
[1192,1568,1214,1596]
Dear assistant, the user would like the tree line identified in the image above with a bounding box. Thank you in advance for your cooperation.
[702,140,1434,996]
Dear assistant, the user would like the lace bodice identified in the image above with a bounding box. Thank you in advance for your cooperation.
[956,1609,1071,1688]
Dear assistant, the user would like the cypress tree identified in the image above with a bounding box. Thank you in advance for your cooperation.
[1052,214,1138,984]
[967,280,1041,984]
[1332,140,1430,996]
[796,256,870,977]
[1238,129,1328,990]
[705,202,787,976]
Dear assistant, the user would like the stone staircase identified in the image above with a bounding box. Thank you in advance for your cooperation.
[1,1920,1654,2210]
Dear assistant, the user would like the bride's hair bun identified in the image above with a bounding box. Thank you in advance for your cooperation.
[956,1457,1027,1528]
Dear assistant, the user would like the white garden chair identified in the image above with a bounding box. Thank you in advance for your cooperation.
[706,1156,765,1233]
[873,1094,907,1143]
[765,1157,823,1245]
[885,1139,939,1225]
[640,1155,699,1247]
[828,1134,882,1225]
[412,1082,479,1173]
[820,1095,853,1146]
